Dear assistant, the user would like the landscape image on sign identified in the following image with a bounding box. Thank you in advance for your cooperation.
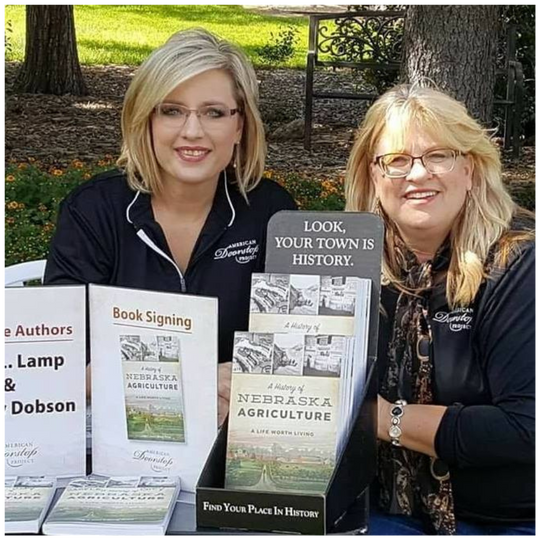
[227,332,342,494]
[121,335,186,443]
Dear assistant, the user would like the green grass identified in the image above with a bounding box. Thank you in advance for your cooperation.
[5,5,309,68]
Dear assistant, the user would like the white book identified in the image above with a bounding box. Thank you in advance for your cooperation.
[5,286,86,477]
[89,284,218,493]
[42,476,180,535]
[5,476,57,534]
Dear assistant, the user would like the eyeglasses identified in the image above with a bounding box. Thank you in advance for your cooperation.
[154,103,241,130]
[375,148,461,178]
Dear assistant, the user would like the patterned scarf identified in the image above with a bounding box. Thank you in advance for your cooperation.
[378,242,456,535]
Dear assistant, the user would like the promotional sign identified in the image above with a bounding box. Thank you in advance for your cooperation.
[5,286,86,477]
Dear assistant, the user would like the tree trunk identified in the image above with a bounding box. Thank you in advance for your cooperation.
[402,6,500,124]
[14,6,87,95]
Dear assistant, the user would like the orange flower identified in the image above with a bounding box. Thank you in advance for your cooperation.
[52,169,64,176]
[72,160,84,169]
[83,173,92,180]
[6,175,15,182]
[7,201,18,210]
[38,204,47,212]
[97,160,107,166]
[6,217,15,224]
[17,163,28,170]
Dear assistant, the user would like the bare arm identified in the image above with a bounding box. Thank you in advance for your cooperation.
[377,395,447,457]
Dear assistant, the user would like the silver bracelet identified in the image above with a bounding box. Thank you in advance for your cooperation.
[389,399,407,446]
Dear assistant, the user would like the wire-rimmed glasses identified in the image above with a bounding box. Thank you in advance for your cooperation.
[375,148,462,178]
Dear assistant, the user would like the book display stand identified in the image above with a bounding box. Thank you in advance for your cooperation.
[197,212,383,534]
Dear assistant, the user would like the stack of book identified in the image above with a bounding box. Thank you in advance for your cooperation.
[5,476,57,534]
[224,273,371,495]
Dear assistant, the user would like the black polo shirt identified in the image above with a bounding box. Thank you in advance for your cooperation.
[44,169,297,362]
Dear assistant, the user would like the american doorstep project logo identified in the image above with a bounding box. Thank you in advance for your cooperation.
[5,441,39,467]
[433,308,474,332]
[132,449,174,473]
[214,239,259,264]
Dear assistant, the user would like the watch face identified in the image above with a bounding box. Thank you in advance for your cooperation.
[389,425,402,438]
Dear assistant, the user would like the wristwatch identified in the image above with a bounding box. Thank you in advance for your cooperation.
[389,399,407,446]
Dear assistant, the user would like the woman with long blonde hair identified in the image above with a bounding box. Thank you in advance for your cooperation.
[346,84,534,534]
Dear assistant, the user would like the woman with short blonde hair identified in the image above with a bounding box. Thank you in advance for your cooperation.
[45,28,296,424]
[118,28,266,198]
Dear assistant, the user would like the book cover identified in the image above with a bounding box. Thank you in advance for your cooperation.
[225,332,352,494]
[44,476,178,525]
[5,476,56,531]
[89,285,218,493]
[248,272,371,451]
[121,335,186,443]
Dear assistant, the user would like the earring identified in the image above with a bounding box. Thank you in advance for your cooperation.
[233,142,240,169]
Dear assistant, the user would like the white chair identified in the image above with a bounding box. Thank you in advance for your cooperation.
[5,259,47,287]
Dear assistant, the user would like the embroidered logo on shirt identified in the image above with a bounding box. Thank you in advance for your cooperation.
[214,239,259,264]
[433,308,473,332]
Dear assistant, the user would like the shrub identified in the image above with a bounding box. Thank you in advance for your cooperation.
[5,159,112,266]
[4,162,533,267]
[256,25,300,66]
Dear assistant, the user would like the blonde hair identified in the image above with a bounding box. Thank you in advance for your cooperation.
[117,28,266,198]
[345,83,533,307]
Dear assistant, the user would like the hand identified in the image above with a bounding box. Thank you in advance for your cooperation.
[218,361,232,427]
[218,395,229,428]
[377,394,391,442]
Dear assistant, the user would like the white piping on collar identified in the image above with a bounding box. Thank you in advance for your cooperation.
[223,170,236,227]
[126,174,236,227]
[136,229,187,293]
[126,190,141,224]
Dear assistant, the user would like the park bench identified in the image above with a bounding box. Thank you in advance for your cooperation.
[304,10,524,157]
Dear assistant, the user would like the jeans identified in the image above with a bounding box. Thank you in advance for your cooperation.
[368,507,535,535]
